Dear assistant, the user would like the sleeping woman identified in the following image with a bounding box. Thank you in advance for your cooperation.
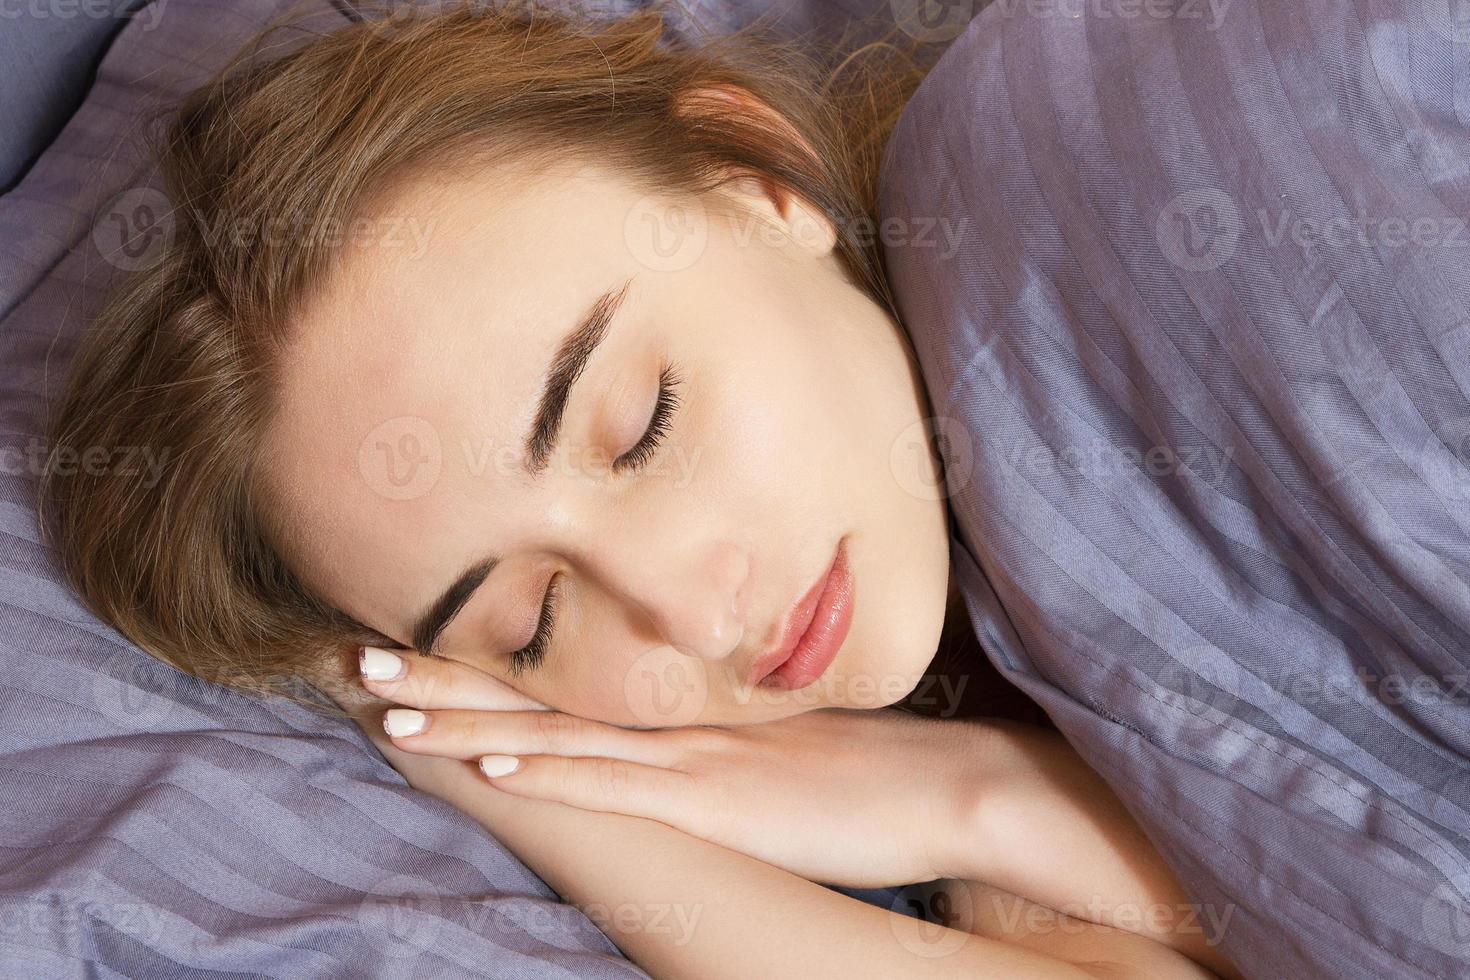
[36,3,1247,977]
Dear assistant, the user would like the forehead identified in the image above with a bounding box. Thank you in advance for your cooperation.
[257,156,645,619]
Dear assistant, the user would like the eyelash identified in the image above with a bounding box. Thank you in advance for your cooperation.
[509,577,559,677]
[507,363,682,676]
[612,362,683,474]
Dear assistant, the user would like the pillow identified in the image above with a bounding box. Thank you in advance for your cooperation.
[879,1,1470,977]
[0,0,150,193]
[0,0,957,973]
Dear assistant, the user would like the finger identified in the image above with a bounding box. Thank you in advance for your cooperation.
[358,645,550,711]
[381,707,687,768]
[477,752,699,825]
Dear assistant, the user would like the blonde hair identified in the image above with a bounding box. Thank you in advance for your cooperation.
[39,0,935,703]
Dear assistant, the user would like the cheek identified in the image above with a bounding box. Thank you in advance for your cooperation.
[542,644,659,726]
[689,340,824,491]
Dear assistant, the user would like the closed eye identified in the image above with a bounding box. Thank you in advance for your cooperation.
[612,361,682,474]
[508,577,558,677]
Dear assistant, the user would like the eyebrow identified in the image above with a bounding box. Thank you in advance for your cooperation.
[523,276,634,475]
[406,277,633,655]
[411,553,499,656]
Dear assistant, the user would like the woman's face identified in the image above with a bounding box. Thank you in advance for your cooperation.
[261,153,953,727]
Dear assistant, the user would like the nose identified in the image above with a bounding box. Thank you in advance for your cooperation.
[654,538,751,660]
[595,531,752,661]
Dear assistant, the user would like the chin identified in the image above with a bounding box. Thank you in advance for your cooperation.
[825,623,943,712]
[877,593,953,707]
[847,518,952,710]
[883,635,944,707]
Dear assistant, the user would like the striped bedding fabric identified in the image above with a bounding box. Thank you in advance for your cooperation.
[880,1,1470,977]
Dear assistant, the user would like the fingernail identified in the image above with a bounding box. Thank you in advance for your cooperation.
[383,708,427,737]
[360,646,405,682]
[480,755,521,777]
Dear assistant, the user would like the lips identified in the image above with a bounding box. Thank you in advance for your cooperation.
[746,538,855,691]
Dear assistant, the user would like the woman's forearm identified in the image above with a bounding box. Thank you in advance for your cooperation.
[929,876,1225,979]
[372,734,1213,979]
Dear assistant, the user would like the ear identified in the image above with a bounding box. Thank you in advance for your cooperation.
[713,170,840,258]
[677,84,840,258]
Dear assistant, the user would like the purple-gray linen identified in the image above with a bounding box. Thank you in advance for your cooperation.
[881,1,1470,977]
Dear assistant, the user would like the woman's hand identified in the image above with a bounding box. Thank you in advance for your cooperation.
[352,645,1239,977]
[355,645,994,891]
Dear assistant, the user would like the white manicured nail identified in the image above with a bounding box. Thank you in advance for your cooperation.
[383,708,427,737]
[480,755,521,777]
[360,646,405,681]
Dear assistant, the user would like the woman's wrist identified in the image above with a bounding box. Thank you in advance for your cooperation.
[924,716,1016,884]
[935,716,1170,898]
[939,717,1141,890]
[936,718,1121,881]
